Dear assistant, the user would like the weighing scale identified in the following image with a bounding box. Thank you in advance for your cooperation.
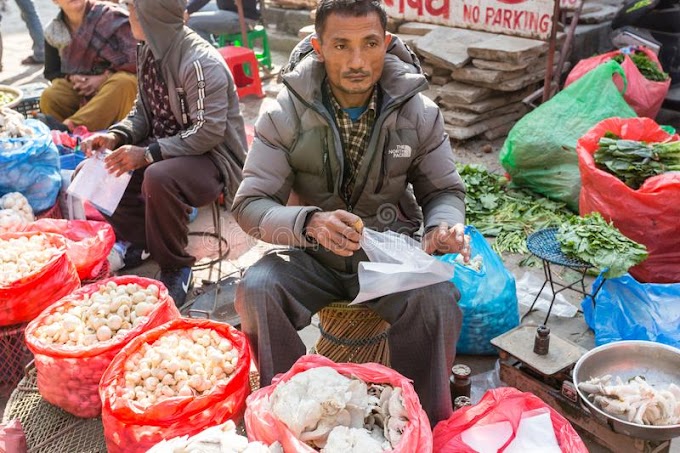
[491,326,677,453]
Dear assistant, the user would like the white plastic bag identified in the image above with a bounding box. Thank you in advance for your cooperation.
[67,152,131,216]
[351,229,455,304]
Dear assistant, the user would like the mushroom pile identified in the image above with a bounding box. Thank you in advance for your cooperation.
[32,281,160,347]
[121,328,239,408]
[0,108,34,139]
[147,420,282,453]
[268,367,409,452]
[0,192,34,233]
[0,233,60,284]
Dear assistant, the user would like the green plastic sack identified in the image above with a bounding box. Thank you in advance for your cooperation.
[499,61,637,211]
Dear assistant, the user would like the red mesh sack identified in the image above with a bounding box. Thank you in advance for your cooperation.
[99,318,251,453]
[244,355,433,452]
[23,219,115,281]
[565,47,670,119]
[0,232,80,327]
[577,117,680,283]
[24,276,180,418]
[433,387,587,452]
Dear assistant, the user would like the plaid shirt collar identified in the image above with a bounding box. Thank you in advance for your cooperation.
[325,81,379,124]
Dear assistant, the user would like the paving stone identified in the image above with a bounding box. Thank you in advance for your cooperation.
[397,21,440,36]
[431,75,451,86]
[443,102,527,127]
[439,86,536,113]
[472,57,537,71]
[451,65,528,84]
[468,35,549,63]
[417,27,496,70]
[445,110,525,140]
[436,81,494,104]
[483,120,518,140]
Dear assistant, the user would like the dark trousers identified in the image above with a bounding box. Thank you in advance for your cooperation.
[105,155,223,269]
[235,249,462,426]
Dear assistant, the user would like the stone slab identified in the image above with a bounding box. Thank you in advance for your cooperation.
[421,62,435,77]
[472,57,537,72]
[451,65,528,84]
[470,65,554,92]
[395,33,422,50]
[439,86,536,113]
[578,4,618,24]
[468,35,548,63]
[443,102,527,127]
[436,81,494,105]
[298,24,315,39]
[484,120,518,140]
[431,75,451,86]
[398,22,440,36]
[445,110,525,141]
[417,28,496,70]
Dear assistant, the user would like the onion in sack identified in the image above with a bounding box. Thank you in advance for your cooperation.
[25,277,180,418]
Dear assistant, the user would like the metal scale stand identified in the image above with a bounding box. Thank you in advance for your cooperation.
[491,326,674,453]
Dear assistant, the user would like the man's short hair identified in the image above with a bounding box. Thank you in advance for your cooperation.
[314,0,387,40]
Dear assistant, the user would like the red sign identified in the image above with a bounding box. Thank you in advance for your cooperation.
[384,0,557,40]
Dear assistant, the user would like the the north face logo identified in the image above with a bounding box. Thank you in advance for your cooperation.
[388,144,412,158]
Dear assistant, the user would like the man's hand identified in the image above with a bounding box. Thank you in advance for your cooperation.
[70,73,109,97]
[80,132,119,157]
[183,10,190,23]
[104,145,148,177]
[305,210,363,257]
[422,223,471,261]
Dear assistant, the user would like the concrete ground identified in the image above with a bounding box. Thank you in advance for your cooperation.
[3,4,670,451]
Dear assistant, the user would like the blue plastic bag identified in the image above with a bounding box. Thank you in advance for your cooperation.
[438,226,519,355]
[0,119,61,212]
[582,273,680,348]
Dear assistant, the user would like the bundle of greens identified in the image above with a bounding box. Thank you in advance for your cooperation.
[595,133,680,189]
[459,164,572,256]
[557,212,648,278]
[612,51,669,82]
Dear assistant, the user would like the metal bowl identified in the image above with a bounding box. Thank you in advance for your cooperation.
[573,340,680,441]
[0,84,24,109]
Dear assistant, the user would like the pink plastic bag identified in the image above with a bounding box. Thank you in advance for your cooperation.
[0,419,27,453]
[565,47,670,119]
[23,219,115,281]
[433,387,587,453]
[244,355,433,452]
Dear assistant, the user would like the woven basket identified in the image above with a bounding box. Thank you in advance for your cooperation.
[0,323,34,397]
[314,302,390,366]
[2,364,107,452]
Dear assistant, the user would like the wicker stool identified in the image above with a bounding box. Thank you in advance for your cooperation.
[315,302,390,366]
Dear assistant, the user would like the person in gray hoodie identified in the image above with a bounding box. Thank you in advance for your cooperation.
[233,0,468,426]
[80,0,247,306]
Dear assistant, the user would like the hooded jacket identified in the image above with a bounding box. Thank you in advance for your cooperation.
[232,35,466,272]
[109,0,247,206]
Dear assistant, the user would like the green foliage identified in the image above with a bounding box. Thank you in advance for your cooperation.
[557,212,648,278]
[612,52,669,82]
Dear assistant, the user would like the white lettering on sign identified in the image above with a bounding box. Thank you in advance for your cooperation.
[384,0,557,40]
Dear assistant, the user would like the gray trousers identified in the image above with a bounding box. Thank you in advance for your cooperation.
[104,155,223,269]
[235,249,462,426]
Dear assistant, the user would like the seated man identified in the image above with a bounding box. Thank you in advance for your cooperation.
[185,0,260,45]
[40,0,138,131]
[233,0,468,426]
[80,0,247,306]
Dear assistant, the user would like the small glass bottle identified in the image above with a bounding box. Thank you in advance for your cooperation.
[449,364,472,405]
[533,325,551,355]
[454,395,472,411]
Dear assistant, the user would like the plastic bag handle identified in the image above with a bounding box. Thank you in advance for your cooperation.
[606,60,629,95]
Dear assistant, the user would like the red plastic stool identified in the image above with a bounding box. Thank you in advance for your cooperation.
[218,46,264,99]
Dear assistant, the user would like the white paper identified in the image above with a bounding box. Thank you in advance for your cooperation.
[351,229,455,304]
[66,153,131,216]
[503,409,561,453]
[461,420,513,453]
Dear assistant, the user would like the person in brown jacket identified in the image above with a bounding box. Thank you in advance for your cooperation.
[233,0,469,427]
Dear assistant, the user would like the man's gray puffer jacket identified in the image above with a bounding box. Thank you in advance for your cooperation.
[232,35,466,273]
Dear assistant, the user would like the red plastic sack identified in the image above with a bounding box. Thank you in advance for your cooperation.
[433,387,587,452]
[0,419,27,453]
[244,355,433,452]
[0,232,80,327]
[565,47,670,119]
[24,276,180,418]
[577,117,680,283]
[99,318,251,453]
[23,219,115,281]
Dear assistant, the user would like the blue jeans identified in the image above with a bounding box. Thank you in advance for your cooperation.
[187,3,253,45]
[15,0,44,61]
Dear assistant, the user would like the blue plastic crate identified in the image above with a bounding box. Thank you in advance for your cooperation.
[60,152,86,170]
